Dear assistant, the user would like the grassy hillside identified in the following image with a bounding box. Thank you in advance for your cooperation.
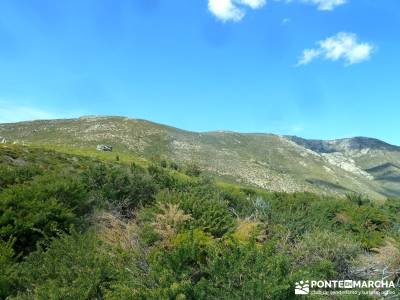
[1,116,400,199]
[1,144,400,299]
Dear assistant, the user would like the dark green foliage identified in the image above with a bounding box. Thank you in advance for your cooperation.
[148,164,178,189]
[293,230,361,277]
[263,192,391,249]
[150,156,182,171]
[341,204,390,249]
[0,164,42,190]
[199,238,293,299]
[0,176,85,255]
[0,239,15,299]
[33,175,91,216]
[1,145,400,299]
[184,163,201,177]
[169,161,179,171]
[156,190,236,237]
[83,164,158,216]
[221,187,272,220]
[136,230,293,299]
[346,193,372,206]
[14,231,116,300]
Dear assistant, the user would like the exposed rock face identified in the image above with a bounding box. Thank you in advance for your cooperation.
[96,144,113,152]
[321,152,373,180]
[287,136,400,154]
[0,137,6,144]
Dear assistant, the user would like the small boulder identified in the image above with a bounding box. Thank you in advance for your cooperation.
[96,144,113,152]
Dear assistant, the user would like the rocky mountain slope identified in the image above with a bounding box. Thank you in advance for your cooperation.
[1,116,399,199]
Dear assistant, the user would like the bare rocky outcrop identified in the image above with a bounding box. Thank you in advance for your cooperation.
[96,144,113,152]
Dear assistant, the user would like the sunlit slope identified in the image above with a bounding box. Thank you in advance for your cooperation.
[1,116,399,198]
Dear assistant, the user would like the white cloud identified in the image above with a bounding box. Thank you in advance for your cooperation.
[297,32,375,66]
[297,48,321,65]
[240,0,267,9]
[301,0,346,11]
[208,0,266,22]
[273,0,346,11]
[207,0,347,22]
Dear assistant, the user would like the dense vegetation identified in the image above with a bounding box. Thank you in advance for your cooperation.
[1,145,399,299]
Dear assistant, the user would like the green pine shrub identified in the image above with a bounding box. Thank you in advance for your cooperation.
[293,230,361,277]
[0,238,16,299]
[155,190,236,238]
[0,164,42,190]
[0,181,78,255]
[13,230,116,300]
[82,163,158,216]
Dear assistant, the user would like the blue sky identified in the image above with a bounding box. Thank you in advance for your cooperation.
[0,0,399,144]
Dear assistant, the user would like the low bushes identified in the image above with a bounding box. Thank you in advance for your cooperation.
[0,171,94,255]
[155,190,236,238]
[1,146,400,299]
[0,239,15,299]
[13,231,116,300]
[82,164,158,216]
[0,164,42,190]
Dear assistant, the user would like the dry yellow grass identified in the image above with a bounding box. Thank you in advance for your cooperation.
[152,202,192,242]
[335,212,352,225]
[355,238,400,280]
[95,212,139,252]
[370,238,400,271]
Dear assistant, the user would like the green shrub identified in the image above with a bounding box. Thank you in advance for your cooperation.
[146,230,293,299]
[0,239,16,299]
[267,193,340,239]
[148,164,177,189]
[200,239,293,300]
[83,164,158,215]
[33,175,91,216]
[144,229,215,299]
[1,145,400,300]
[13,231,116,300]
[0,164,42,190]
[0,187,76,255]
[0,175,89,255]
[184,163,201,177]
[293,230,361,277]
[343,205,390,249]
[156,190,235,238]
[346,193,372,207]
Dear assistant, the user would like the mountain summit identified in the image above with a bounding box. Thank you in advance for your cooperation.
[288,136,400,153]
[1,116,399,199]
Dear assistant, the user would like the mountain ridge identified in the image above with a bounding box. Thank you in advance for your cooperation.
[287,135,400,153]
[2,115,398,148]
[1,116,399,199]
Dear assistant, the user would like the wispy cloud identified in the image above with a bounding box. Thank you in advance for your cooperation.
[208,0,266,22]
[300,0,346,11]
[297,32,375,66]
[0,101,72,124]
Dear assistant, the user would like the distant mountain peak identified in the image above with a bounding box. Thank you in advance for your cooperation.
[286,136,399,154]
